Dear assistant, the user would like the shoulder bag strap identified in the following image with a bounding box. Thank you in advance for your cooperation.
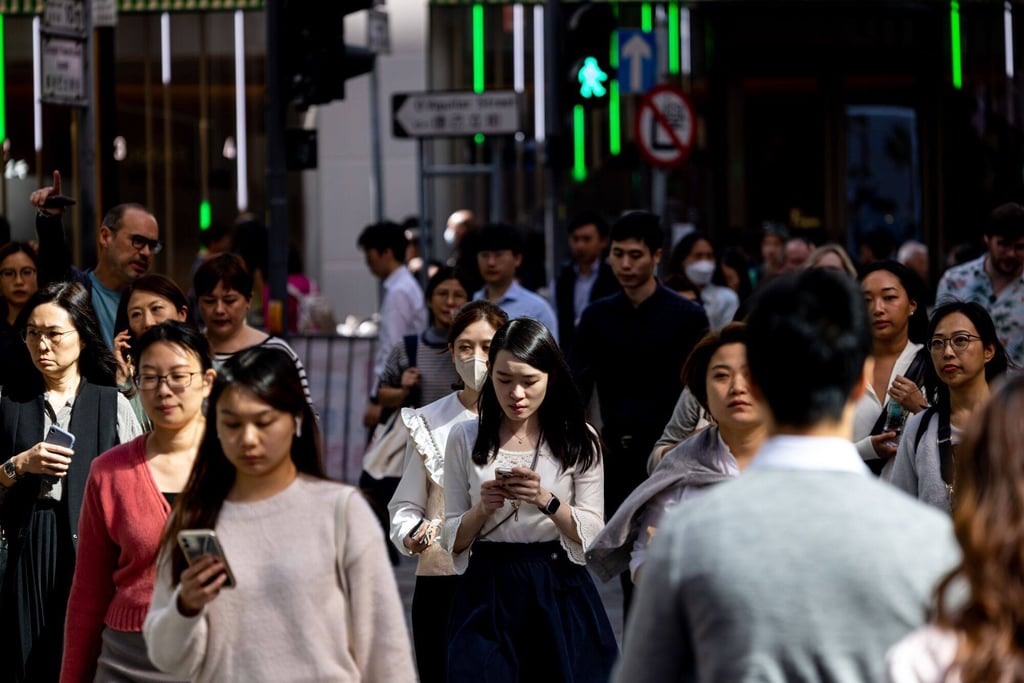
[334,485,356,651]
[870,348,931,437]
[937,409,954,489]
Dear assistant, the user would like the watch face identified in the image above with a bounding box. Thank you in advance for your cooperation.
[3,460,15,478]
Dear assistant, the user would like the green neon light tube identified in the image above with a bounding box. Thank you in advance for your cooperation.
[610,80,621,155]
[573,105,587,182]
[0,15,7,143]
[950,1,963,90]
[641,3,653,32]
[668,3,680,75]
[473,4,485,94]
[199,200,212,231]
[474,133,485,145]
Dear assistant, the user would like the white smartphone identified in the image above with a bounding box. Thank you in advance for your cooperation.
[177,529,237,588]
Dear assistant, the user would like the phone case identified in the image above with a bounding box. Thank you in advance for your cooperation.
[177,530,237,588]
[44,426,76,450]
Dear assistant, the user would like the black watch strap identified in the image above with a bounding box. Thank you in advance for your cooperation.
[3,458,19,481]
[540,494,560,515]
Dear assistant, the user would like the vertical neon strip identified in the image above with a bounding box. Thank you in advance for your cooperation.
[199,200,212,230]
[1005,2,1015,79]
[33,17,42,152]
[161,13,171,85]
[668,3,680,75]
[533,5,545,143]
[513,4,525,93]
[234,10,248,211]
[0,15,6,144]
[950,1,962,90]
[680,7,692,75]
[473,4,485,94]
[573,105,586,182]
[609,80,621,155]
[641,3,653,32]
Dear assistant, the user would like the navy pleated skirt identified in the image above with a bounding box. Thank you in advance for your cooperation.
[447,541,618,683]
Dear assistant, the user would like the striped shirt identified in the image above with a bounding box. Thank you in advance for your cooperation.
[212,335,316,416]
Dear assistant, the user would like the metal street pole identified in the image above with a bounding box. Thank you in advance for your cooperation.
[543,0,563,288]
[266,0,289,333]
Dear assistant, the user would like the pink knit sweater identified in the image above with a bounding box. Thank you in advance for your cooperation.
[61,435,173,683]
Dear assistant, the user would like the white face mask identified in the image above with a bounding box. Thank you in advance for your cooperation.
[443,227,457,246]
[456,356,489,391]
[684,260,716,287]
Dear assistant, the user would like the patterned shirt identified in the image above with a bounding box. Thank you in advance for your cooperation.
[935,254,1024,367]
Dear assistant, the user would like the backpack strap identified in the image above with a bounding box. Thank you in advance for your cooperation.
[869,347,931,437]
[913,406,938,452]
[937,408,954,493]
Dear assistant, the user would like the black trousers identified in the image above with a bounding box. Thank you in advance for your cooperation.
[411,574,460,683]
[358,471,401,566]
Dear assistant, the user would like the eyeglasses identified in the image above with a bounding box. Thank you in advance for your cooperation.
[928,334,983,354]
[135,371,201,391]
[129,234,164,255]
[22,328,78,347]
[0,267,37,280]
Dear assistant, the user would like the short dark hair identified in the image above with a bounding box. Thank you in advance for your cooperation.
[448,300,509,346]
[610,211,662,254]
[193,253,253,299]
[682,322,748,413]
[0,241,38,269]
[357,221,407,262]
[135,320,213,373]
[745,269,872,427]
[567,210,610,239]
[986,202,1024,241]
[101,203,152,233]
[475,223,523,255]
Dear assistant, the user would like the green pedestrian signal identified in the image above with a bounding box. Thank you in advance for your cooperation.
[578,57,608,99]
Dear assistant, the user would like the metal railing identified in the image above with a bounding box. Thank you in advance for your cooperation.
[286,333,379,484]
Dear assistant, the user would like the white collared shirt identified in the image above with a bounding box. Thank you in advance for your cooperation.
[473,280,559,342]
[749,435,870,475]
[374,266,427,382]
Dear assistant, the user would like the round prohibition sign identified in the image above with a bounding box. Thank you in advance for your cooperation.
[635,84,696,168]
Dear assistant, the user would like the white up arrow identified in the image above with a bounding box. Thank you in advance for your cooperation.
[621,34,652,92]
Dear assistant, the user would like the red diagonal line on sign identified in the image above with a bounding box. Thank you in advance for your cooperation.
[646,98,687,154]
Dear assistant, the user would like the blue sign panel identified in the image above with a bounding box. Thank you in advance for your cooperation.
[616,30,657,94]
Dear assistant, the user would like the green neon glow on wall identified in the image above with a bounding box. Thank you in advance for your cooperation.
[474,133,484,145]
[473,4,485,94]
[609,80,621,156]
[573,105,587,182]
[950,1,963,90]
[199,200,212,231]
[641,3,653,32]
[0,16,7,143]
[668,3,680,75]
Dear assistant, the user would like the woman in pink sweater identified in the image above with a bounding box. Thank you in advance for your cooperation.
[62,321,214,682]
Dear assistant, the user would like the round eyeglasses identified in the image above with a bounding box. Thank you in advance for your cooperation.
[22,328,78,347]
[135,371,201,391]
[928,334,983,354]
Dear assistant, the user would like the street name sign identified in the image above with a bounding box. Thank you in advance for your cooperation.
[617,30,657,94]
[635,84,695,168]
[392,91,520,139]
[41,36,87,106]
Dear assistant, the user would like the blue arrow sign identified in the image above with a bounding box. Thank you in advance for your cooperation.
[617,30,657,94]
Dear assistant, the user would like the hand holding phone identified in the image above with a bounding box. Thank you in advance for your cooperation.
[177,529,237,589]
[31,426,76,483]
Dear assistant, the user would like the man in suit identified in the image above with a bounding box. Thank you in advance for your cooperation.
[614,268,960,683]
[551,210,620,356]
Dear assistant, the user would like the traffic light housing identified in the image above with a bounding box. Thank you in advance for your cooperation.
[565,3,616,107]
[284,0,377,110]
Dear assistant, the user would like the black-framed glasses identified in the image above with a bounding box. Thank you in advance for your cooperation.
[0,267,37,280]
[928,334,983,354]
[129,234,164,254]
[22,328,78,347]
[135,371,201,391]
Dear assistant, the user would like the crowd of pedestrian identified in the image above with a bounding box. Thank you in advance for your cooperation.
[2,168,1024,683]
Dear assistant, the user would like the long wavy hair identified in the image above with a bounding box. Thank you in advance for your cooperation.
[158,346,324,584]
[922,302,1010,418]
[472,318,600,472]
[934,373,1024,681]
[13,281,118,398]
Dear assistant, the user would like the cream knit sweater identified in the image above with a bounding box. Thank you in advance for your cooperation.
[143,475,415,682]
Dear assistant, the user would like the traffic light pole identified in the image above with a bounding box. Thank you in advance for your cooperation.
[266,0,289,333]
[543,0,563,289]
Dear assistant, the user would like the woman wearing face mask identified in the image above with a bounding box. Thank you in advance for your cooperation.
[387,301,507,683]
[669,232,738,330]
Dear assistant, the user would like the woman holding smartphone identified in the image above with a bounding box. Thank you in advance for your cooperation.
[0,281,141,683]
[388,300,507,683]
[443,318,617,682]
[144,347,414,682]
[62,321,214,682]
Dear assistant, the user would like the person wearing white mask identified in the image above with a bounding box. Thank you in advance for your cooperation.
[387,301,508,683]
[669,231,739,330]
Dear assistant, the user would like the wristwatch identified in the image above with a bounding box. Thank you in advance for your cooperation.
[539,494,561,516]
[3,458,19,481]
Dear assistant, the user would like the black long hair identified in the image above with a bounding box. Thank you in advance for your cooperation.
[923,301,1011,417]
[14,281,118,398]
[158,346,324,584]
[472,318,601,472]
[859,260,929,344]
